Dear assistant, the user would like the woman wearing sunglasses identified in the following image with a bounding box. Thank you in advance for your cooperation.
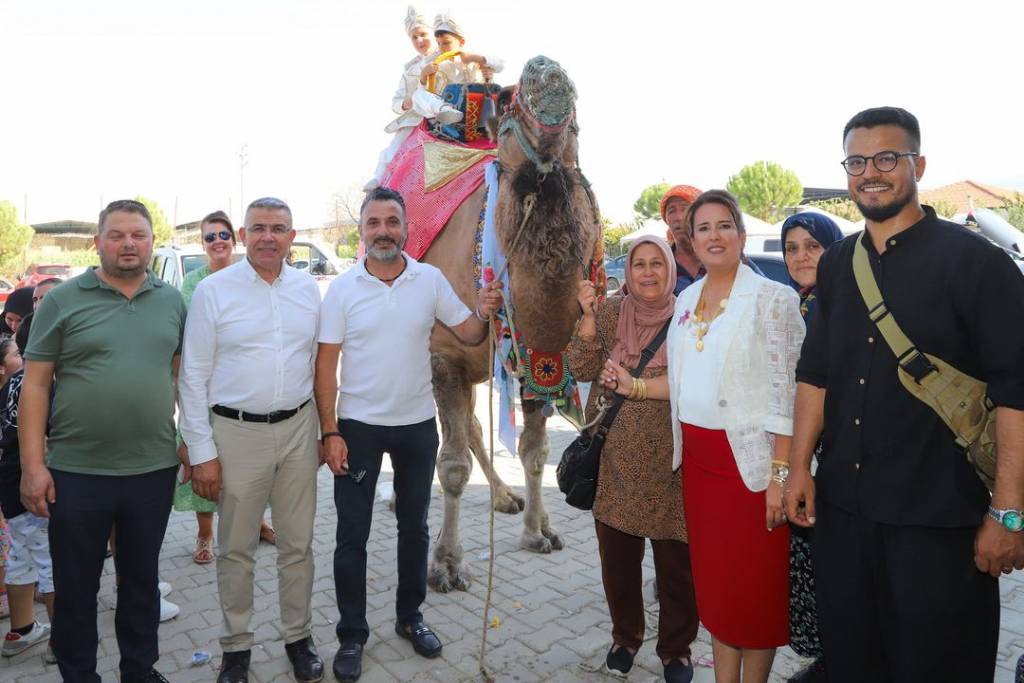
[176,211,276,564]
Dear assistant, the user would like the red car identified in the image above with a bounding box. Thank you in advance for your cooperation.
[0,278,13,304]
[16,264,71,289]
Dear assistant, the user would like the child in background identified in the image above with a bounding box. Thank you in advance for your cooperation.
[0,327,55,662]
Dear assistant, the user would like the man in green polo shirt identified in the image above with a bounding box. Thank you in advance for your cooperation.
[19,199,187,683]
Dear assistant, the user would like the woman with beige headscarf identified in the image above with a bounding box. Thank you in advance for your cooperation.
[567,235,698,683]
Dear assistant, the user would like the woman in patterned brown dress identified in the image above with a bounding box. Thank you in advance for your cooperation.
[567,235,698,683]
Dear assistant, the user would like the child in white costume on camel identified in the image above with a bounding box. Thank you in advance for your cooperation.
[368,10,504,190]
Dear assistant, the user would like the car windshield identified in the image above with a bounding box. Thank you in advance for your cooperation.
[182,255,208,275]
[38,265,70,275]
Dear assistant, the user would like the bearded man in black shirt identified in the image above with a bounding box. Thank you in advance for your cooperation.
[784,106,1024,683]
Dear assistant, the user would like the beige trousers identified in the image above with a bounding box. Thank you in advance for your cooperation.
[211,401,319,651]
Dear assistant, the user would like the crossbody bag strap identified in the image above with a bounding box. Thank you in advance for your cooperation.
[594,318,672,436]
[852,236,937,383]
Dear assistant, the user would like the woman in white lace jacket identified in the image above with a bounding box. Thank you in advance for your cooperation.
[601,190,804,683]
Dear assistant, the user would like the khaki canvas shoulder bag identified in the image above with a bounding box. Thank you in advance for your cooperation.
[851,236,997,490]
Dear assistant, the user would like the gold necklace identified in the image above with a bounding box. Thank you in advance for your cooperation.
[692,286,728,352]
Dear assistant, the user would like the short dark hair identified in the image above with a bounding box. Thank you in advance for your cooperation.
[34,277,63,289]
[686,189,747,237]
[842,106,921,153]
[98,199,152,234]
[360,187,407,222]
[201,210,236,244]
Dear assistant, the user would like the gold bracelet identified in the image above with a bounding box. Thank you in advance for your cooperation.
[771,459,789,467]
[634,378,647,401]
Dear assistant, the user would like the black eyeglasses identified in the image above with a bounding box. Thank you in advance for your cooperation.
[203,230,233,243]
[841,151,918,176]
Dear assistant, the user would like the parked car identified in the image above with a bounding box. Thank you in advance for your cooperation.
[151,239,350,297]
[0,278,13,304]
[747,253,791,286]
[16,264,72,289]
[604,254,626,292]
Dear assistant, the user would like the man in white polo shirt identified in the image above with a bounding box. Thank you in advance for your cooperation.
[180,197,324,683]
[314,187,501,682]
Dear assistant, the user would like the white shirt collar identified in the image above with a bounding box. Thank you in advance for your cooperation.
[239,256,290,284]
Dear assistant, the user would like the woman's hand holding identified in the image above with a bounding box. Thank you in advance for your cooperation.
[766,480,786,530]
[600,359,633,396]
[576,279,597,318]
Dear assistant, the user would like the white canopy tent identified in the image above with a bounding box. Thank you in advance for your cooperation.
[619,212,780,245]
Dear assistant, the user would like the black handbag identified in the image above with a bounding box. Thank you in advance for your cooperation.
[556,320,671,510]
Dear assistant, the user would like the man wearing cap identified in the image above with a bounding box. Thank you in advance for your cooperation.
[179,197,324,683]
[660,185,705,294]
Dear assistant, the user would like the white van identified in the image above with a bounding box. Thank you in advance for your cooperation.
[151,239,350,296]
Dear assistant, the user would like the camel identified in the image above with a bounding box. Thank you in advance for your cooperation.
[421,56,603,592]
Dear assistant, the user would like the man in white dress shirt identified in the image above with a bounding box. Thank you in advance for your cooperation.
[179,197,324,683]
[314,187,501,681]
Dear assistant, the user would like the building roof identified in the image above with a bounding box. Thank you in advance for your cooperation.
[919,180,1023,213]
[31,220,97,235]
[801,187,849,203]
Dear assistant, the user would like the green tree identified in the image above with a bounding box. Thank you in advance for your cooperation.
[602,222,635,259]
[931,199,958,219]
[0,201,34,276]
[633,183,670,221]
[726,161,803,223]
[133,195,173,246]
[807,198,863,222]
[1004,194,1024,232]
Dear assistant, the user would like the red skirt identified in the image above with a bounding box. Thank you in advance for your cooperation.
[681,422,789,648]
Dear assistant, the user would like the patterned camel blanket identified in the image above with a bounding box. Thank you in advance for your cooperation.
[380,122,497,259]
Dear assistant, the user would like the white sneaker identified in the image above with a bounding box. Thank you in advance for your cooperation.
[436,105,463,125]
[2,622,51,657]
[159,597,180,622]
[158,581,172,598]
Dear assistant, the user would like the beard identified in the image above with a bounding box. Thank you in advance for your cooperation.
[853,183,915,222]
[367,236,404,262]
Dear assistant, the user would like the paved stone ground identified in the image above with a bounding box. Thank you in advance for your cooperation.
[3,384,1024,682]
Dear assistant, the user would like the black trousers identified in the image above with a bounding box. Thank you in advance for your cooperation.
[333,418,438,643]
[48,466,176,683]
[813,500,999,683]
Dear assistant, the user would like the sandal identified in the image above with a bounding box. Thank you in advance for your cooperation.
[192,536,214,564]
[259,524,277,545]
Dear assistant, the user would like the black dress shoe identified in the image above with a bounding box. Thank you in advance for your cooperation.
[285,636,324,683]
[664,657,695,683]
[395,621,442,658]
[217,649,251,683]
[333,640,363,682]
[122,670,170,683]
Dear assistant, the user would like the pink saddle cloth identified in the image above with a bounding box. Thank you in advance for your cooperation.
[380,122,497,259]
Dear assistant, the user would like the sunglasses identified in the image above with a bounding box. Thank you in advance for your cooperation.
[203,230,233,243]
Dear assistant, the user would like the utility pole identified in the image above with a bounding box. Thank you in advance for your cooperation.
[238,144,249,216]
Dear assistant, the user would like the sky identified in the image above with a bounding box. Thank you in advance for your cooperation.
[2,0,1023,229]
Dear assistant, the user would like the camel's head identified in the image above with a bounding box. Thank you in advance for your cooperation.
[492,56,600,354]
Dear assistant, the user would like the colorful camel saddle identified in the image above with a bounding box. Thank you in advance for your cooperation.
[380,121,496,260]
[433,83,502,143]
[479,162,605,456]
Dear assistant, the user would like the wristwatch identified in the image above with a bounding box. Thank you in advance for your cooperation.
[770,462,790,486]
[988,506,1024,532]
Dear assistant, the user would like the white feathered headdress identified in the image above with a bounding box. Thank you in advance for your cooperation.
[433,11,464,40]
[404,6,428,35]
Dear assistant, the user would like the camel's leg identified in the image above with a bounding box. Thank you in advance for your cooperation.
[466,387,525,514]
[517,401,564,553]
[427,355,474,593]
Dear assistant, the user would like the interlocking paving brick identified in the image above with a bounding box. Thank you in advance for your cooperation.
[3,384,1022,682]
